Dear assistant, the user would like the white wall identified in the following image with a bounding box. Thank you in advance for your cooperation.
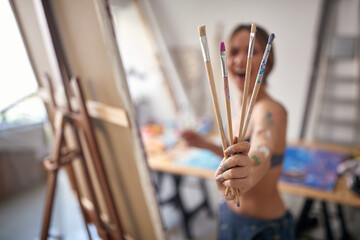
[0,0,37,110]
[147,0,323,140]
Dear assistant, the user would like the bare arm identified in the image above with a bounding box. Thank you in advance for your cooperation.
[182,130,224,157]
[215,102,287,199]
[246,102,287,186]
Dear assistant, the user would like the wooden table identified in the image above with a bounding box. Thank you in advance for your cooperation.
[148,139,360,239]
[149,140,360,206]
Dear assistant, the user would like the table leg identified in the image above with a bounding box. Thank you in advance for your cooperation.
[296,198,317,234]
[199,179,213,217]
[321,201,334,240]
[337,204,352,240]
[157,174,213,239]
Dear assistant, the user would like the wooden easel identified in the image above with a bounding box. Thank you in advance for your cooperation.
[40,76,124,240]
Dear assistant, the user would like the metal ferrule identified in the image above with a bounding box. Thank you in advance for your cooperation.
[220,51,228,77]
[248,33,255,58]
[200,36,210,62]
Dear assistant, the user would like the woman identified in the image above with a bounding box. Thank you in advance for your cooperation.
[182,24,294,239]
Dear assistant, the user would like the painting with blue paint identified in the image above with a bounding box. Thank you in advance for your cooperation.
[280,147,345,191]
[173,148,222,170]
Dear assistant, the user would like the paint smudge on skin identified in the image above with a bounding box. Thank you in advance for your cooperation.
[251,155,261,165]
[255,146,270,158]
[254,126,272,139]
[262,112,274,127]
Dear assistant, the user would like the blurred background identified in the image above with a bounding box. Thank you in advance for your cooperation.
[1,0,360,239]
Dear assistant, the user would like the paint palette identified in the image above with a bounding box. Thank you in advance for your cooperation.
[280,147,345,191]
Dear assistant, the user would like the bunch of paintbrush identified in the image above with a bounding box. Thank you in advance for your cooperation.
[198,24,275,206]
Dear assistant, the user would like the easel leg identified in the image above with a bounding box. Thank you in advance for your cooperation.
[66,165,92,239]
[41,112,65,240]
[71,78,124,239]
[41,171,58,240]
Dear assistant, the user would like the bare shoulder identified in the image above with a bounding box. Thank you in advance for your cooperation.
[251,97,287,152]
[253,98,287,125]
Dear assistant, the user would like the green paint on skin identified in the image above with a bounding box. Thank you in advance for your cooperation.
[251,155,261,165]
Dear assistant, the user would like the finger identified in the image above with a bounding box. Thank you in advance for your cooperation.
[215,165,224,176]
[219,155,251,172]
[223,136,239,158]
[215,156,228,175]
[225,141,250,156]
[216,166,250,182]
[223,177,253,192]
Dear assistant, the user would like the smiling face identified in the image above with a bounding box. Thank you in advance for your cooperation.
[227,29,265,93]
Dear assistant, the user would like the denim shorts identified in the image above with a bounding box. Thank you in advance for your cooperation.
[218,201,295,240]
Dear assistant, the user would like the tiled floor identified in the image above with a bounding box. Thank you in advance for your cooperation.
[1,171,360,240]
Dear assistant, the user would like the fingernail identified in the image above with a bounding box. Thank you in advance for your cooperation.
[221,163,228,171]
[226,148,234,154]
[216,174,223,182]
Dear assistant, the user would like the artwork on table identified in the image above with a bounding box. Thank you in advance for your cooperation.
[172,144,345,192]
[173,148,222,170]
[280,147,345,191]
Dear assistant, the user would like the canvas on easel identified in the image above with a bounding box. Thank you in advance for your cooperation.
[10,0,165,239]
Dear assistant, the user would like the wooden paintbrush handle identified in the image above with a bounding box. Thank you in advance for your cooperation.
[205,61,227,151]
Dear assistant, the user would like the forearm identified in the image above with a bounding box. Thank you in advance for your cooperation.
[204,141,224,157]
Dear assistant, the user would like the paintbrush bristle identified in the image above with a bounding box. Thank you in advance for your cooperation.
[268,33,275,44]
[199,25,206,37]
[250,23,257,33]
[220,42,225,52]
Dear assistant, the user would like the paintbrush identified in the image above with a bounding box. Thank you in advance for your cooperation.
[199,25,227,151]
[220,41,239,203]
[238,24,257,141]
[240,33,275,140]
[225,24,257,201]
[198,25,227,151]
[199,26,239,207]
[220,42,233,145]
